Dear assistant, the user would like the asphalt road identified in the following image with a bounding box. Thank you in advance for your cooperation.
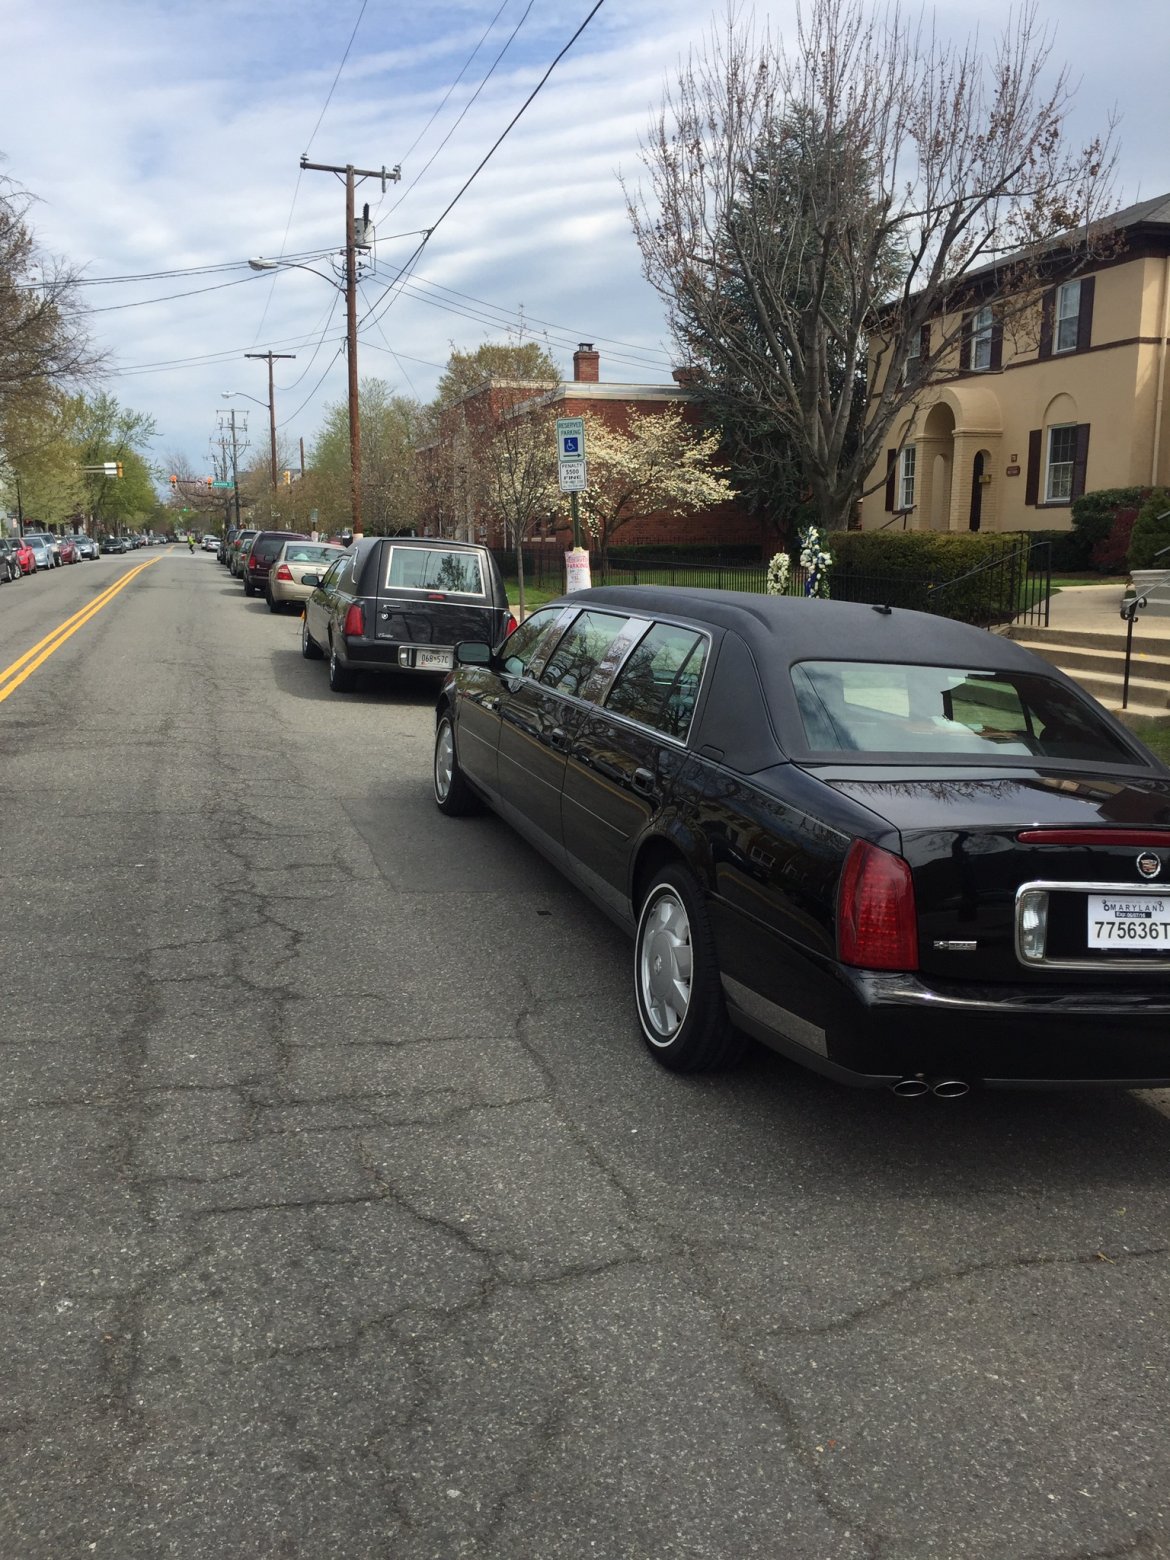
[3,550,1170,1560]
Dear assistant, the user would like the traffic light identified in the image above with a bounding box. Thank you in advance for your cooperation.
[282,470,291,486]
[169,474,178,487]
[205,477,213,488]
[116,462,123,479]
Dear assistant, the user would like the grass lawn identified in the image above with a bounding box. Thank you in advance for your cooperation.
[1128,720,1170,764]
[503,579,562,614]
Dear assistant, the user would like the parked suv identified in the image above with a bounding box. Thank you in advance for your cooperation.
[301,537,515,693]
[241,530,307,597]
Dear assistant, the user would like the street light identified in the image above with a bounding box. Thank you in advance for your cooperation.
[247,252,363,535]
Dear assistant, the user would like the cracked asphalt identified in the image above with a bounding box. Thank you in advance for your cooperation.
[3,551,1170,1560]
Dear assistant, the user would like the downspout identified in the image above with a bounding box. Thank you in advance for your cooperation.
[1151,255,1170,486]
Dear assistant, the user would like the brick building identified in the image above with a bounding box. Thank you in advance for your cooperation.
[420,344,764,553]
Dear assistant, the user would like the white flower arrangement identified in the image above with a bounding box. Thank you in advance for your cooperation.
[798,525,833,599]
[765,551,791,595]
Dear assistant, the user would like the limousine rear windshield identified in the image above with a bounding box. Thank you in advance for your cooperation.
[791,661,1138,763]
[385,546,484,596]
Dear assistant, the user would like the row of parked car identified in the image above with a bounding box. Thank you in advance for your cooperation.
[0,531,104,579]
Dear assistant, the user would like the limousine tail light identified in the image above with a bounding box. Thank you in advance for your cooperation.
[504,613,518,636]
[837,839,919,971]
[274,564,294,581]
[343,604,365,638]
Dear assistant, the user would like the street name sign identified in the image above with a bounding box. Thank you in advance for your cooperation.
[211,481,235,489]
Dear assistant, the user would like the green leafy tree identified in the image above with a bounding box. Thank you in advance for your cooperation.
[434,342,559,408]
[310,378,426,534]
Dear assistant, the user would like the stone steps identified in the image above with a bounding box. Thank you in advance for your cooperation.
[1007,623,1170,727]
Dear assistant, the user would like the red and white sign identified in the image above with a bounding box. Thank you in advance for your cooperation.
[565,549,592,593]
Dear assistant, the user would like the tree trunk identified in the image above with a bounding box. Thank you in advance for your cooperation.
[514,529,526,618]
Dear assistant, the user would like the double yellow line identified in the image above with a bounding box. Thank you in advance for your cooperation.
[0,554,163,705]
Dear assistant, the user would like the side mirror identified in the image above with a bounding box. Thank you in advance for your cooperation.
[456,641,493,666]
[302,573,322,589]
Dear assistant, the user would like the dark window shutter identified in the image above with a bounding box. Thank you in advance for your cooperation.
[920,323,931,359]
[885,449,897,511]
[990,318,1003,370]
[1072,423,1091,499]
[959,312,972,372]
[1025,429,1042,506]
[1076,276,1095,352]
[1038,289,1054,359]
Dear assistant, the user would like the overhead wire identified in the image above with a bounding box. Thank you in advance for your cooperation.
[357,0,608,338]
[383,0,535,219]
[393,0,513,169]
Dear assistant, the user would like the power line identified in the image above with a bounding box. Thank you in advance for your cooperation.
[384,0,535,218]
[62,273,266,318]
[277,342,346,429]
[303,0,369,155]
[358,0,608,337]
[394,0,513,169]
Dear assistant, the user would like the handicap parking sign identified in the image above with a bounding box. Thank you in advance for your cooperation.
[556,417,586,465]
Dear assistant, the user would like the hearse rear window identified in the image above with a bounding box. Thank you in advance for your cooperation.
[385,547,484,596]
[791,661,1138,763]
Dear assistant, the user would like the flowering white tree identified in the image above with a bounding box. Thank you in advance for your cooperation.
[577,408,737,559]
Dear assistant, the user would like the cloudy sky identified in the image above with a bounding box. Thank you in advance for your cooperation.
[3,0,1167,481]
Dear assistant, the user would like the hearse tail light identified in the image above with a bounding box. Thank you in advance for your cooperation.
[343,604,365,637]
[837,839,919,971]
[274,564,294,581]
[504,613,518,636]
[1017,829,1170,847]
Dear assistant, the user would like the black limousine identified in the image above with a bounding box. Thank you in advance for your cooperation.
[434,587,1170,1094]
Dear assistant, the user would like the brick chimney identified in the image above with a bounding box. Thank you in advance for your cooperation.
[572,342,600,382]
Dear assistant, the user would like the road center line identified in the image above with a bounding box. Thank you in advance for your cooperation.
[0,556,163,704]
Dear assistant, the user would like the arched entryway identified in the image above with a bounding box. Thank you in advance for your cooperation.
[921,402,956,530]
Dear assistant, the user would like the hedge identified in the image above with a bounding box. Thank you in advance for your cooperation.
[1070,487,1151,572]
[1127,489,1170,570]
[827,532,1032,625]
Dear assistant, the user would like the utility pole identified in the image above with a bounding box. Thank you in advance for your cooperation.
[244,351,295,490]
[216,408,248,530]
[299,155,400,535]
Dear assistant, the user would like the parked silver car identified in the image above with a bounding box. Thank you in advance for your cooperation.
[22,534,55,570]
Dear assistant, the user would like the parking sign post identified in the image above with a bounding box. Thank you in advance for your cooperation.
[556,418,590,588]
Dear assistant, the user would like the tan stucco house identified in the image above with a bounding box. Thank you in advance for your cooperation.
[861,194,1170,534]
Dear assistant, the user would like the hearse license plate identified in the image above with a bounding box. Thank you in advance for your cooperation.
[416,648,453,672]
[1087,894,1170,947]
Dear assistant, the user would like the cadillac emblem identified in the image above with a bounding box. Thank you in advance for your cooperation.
[1136,852,1162,880]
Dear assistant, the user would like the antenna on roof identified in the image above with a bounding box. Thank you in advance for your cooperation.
[872,603,893,615]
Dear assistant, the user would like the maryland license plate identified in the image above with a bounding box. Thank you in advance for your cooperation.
[1087,894,1170,947]
[415,648,453,672]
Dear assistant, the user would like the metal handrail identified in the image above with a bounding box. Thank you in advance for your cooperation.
[1120,534,1170,707]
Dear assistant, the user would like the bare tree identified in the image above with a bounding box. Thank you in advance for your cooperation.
[627,0,1116,531]
[1,169,102,423]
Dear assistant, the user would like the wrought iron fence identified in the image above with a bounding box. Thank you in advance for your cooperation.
[493,540,1054,631]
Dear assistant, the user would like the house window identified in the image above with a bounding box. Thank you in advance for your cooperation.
[1055,280,1081,353]
[971,306,994,370]
[1046,424,1078,502]
[900,445,917,511]
[903,329,921,384]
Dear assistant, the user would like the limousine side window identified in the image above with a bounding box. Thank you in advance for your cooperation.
[499,608,562,678]
[605,623,708,739]
[539,611,627,699]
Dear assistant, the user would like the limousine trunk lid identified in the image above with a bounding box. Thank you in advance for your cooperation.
[822,766,1170,983]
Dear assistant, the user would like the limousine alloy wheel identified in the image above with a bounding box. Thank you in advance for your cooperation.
[433,713,481,817]
[328,641,356,692]
[634,865,742,1072]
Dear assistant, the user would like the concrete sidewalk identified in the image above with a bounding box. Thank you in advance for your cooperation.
[1043,582,1170,641]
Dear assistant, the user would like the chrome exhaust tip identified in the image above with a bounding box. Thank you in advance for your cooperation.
[931,1078,970,1099]
[891,1076,931,1098]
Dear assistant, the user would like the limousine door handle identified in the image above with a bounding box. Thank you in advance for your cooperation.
[482,696,500,711]
[632,767,657,797]
[549,727,571,751]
